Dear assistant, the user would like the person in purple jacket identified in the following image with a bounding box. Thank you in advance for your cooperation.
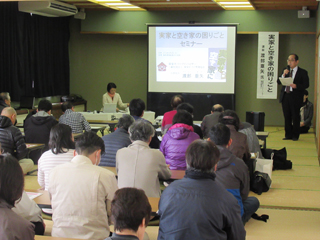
[160,110,200,170]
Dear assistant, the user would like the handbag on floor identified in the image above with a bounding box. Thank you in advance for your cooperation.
[262,147,292,170]
[255,154,273,180]
[251,171,272,195]
[250,153,273,194]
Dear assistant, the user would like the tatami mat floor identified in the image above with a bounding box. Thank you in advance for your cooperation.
[26,126,320,239]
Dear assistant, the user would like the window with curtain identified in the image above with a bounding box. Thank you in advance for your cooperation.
[0,2,70,101]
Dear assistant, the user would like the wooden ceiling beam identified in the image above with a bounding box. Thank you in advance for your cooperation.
[62,0,319,11]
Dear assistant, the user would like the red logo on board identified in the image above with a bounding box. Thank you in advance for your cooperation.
[158,62,167,71]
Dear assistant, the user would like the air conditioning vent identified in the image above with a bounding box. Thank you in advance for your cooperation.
[19,1,78,17]
[50,2,78,14]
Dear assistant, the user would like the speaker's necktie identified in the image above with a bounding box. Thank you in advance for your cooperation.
[285,70,293,93]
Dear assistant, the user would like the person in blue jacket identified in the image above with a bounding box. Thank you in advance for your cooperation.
[209,123,260,224]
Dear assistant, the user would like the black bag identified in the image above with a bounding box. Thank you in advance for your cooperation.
[262,147,292,170]
[251,171,272,195]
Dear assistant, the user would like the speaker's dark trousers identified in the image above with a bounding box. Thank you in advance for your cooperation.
[282,91,301,139]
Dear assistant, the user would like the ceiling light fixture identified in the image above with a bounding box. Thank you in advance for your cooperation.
[214,0,254,10]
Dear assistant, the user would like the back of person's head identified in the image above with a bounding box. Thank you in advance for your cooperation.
[129,120,155,142]
[219,110,240,131]
[49,124,75,154]
[75,131,105,156]
[208,123,230,146]
[0,154,24,206]
[176,103,194,115]
[38,99,52,112]
[186,139,220,172]
[0,92,10,101]
[212,104,224,113]
[304,90,309,96]
[172,110,193,126]
[1,107,16,117]
[61,101,73,112]
[171,95,184,109]
[117,114,134,131]
[107,82,117,93]
[1,107,17,125]
[129,98,145,117]
[111,188,151,233]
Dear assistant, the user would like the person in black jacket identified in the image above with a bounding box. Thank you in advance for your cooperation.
[277,53,309,141]
[158,139,246,240]
[99,114,134,167]
[24,100,58,163]
[0,107,34,174]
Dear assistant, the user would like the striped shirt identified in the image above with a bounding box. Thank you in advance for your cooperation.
[38,149,74,190]
[59,109,91,134]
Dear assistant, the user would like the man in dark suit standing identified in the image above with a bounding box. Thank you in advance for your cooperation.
[278,54,309,141]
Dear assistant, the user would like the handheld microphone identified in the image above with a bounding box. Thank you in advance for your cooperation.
[287,65,290,71]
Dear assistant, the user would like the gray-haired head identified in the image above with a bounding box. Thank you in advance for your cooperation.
[0,92,11,106]
[0,92,10,101]
[129,120,155,143]
[117,114,135,131]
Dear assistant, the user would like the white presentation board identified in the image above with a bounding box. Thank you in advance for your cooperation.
[148,25,237,94]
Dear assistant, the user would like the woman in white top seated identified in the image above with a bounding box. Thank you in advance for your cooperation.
[38,123,75,190]
[102,82,129,111]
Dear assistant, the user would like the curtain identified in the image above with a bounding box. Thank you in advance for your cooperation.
[0,2,70,101]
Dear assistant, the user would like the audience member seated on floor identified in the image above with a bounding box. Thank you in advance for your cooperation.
[100,114,134,167]
[300,90,313,133]
[49,131,118,239]
[158,140,246,240]
[208,123,260,225]
[59,101,91,134]
[219,110,250,162]
[129,98,160,149]
[105,188,151,240]
[161,95,184,134]
[38,124,75,190]
[24,99,58,163]
[176,102,203,139]
[0,107,34,174]
[0,92,11,114]
[117,121,171,197]
[160,110,199,170]
[0,154,35,240]
[239,122,263,158]
[201,104,224,138]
